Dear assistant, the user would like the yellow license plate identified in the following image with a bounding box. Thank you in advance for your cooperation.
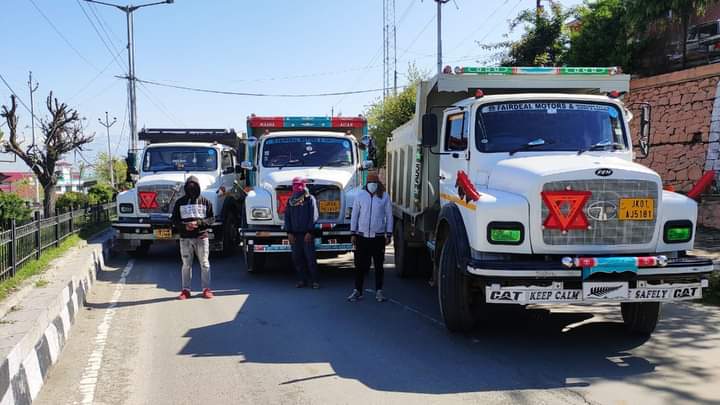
[619,198,654,220]
[153,228,173,239]
[319,200,340,213]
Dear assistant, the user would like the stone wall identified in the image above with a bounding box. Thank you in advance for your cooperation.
[626,64,720,229]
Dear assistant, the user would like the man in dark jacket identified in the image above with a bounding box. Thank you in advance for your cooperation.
[171,176,214,299]
[283,177,319,288]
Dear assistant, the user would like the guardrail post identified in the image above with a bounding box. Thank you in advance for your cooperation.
[10,219,17,277]
[35,211,41,259]
[55,209,60,247]
[70,206,74,233]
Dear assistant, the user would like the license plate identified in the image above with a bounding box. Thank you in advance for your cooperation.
[153,228,173,239]
[319,200,340,213]
[619,198,654,220]
[583,282,628,300]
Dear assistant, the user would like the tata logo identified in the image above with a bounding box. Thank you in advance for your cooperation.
[595,168,614,177]
[586,201,618,221]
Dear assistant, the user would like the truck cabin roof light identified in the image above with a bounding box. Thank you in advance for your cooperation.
[607,90,624,98]
[475,89,485,99]
[460,66,620,76]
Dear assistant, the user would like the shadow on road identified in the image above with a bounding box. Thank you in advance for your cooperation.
[100,243,719,400]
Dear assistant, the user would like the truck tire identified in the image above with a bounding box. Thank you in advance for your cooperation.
[621,302,661,335]
[438,236,476,332]
[128,241,151,258]
[394,220,418,278]
[222,212,239,257]
[245,249,265,273]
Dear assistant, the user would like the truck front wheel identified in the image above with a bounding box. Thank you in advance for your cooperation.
[621,302,661,336]
[245,249,265,273]
[222,212,239,257]
[438,236,476,332]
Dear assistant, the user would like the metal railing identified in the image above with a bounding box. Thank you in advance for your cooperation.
[0,203,117,281]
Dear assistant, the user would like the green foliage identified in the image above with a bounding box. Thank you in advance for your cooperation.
[88,183,115,205]
[567,0,634,71]
[364,65,427,167]
[94,152,130,190]
[484,4,572,67]
[56,191,89,212]
[0,193,32,223]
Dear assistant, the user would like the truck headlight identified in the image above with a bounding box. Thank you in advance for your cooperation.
[119,203,134,214]
[664,220,692,243]
[251,207,272,220]
[487,222,524,245]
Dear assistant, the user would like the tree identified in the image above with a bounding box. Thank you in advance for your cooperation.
[1,93,94,217]
[567,0,633,71]
[56,191,89,212]
[364,66,427,168]
[94,152,130,190]
[88,183,115,205]
[0,192,32,225]
[483,3,572,67]
[628,0,719,69]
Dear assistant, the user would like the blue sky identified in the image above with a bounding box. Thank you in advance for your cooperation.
[0,0,583,172]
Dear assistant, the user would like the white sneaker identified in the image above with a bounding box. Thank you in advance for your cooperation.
[347,289,363,302]
[376,289,387,302]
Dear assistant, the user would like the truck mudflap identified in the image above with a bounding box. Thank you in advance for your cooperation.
[485,280,709,305]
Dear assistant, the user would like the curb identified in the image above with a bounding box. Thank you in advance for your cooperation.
[0,232,113,405]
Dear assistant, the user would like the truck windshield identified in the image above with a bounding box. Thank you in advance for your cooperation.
[142,147,218,172]
[261,136,354,168]
[476,102,626,154]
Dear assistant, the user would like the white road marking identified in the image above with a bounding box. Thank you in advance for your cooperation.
[78,259,135,405]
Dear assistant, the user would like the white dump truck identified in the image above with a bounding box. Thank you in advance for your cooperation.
[386,66,716,335]
[239,116,373,272]
[113,128,246,256]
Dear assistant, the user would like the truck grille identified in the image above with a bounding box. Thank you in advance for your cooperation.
[137,185,184,214]
[276,185,342,222]
[541,179,658,245]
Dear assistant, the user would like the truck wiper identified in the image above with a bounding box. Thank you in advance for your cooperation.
[319,160,348,169]
[509,138,548,156]
[578,141,624,155]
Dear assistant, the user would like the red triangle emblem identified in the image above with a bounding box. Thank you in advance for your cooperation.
[541,191,591,232]
[139,191,159,209]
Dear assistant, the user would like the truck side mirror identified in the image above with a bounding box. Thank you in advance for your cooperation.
[639,103,651,158]
[240,161,254,171]
[361,160,374,170]
[421,114,438,147]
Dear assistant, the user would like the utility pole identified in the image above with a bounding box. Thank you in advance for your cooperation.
[83,0,174,183]
[27,71,40,205]
[435,0,451,75]
[98,112,118,188]
[382,0,397,98]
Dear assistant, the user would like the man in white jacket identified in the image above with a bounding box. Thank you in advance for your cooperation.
[348,172,393,302]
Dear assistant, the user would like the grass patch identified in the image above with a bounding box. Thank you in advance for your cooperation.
[0,222,110,302]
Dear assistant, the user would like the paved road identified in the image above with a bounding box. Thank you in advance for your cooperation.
[35,243,720,405]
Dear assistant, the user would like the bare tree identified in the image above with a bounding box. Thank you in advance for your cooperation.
[1,93,94,216]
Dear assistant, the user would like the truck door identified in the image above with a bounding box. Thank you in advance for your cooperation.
[220,149,236,191]
[439,111,472,209]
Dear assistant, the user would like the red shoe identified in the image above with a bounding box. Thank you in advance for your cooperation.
[178,289,191,300]
[202,288,214,299]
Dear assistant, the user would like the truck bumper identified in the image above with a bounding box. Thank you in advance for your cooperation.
[240,224,354,254]
[112,220,219,250]
[466,255,716,305]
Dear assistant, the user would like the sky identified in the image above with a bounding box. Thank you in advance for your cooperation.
[0,0,584,173]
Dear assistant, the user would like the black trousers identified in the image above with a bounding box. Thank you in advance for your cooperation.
[354,235,386,291]
[291,233,318,283]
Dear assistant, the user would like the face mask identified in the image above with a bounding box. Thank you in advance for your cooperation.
[185,183,200,198]
[292,183,305,193]
[367,182,378,194]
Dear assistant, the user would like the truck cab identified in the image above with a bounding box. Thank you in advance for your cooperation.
[387,67,716,335]
[239,116,371,272]
[113,129,245,256]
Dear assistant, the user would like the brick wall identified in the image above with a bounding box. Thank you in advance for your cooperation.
[626,63,720,229]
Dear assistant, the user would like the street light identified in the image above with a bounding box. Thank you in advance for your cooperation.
[83,0,174,183]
